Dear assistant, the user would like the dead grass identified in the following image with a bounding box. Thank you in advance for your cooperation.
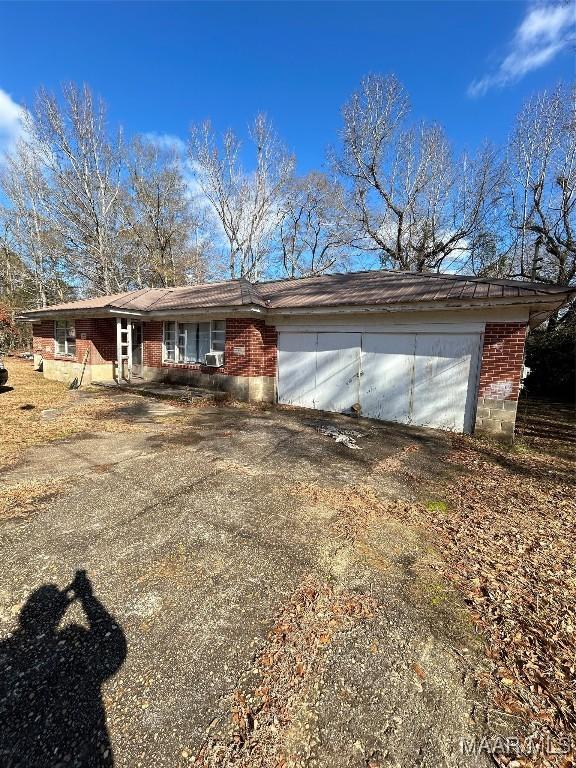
[0,359,189,470]
[0,359,193,516]
[288,481,392,540]
[0,479,65,519]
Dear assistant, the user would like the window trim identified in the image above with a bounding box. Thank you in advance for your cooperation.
[162,320,225,365]
[54,319,76,358]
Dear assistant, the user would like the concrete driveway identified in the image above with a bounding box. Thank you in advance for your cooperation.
[0,396,490,767]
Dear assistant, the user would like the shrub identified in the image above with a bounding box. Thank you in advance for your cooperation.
[524,323,575,402]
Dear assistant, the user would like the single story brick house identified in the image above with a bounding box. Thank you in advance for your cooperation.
[22,270,573,439]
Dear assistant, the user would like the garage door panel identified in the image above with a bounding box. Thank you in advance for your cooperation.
[277,332,317,408]
[412,333,478,431]
[361,333,415,423]
[314,333,361,412]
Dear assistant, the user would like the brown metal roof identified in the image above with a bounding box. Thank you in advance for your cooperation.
[21,270,574,317]
[255,270,572,308]
[25,279,266,315]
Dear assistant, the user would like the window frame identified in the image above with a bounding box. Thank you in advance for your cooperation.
[162,320,226,365]
[54,319,76,357]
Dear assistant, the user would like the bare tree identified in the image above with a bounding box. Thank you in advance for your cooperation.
[279,172,352,277]
[189,114,294,280]
[334,74,503,273]
[508,83,575,286]
[27,83,126,295]
[124,136,207,287]
[0,138,55,307]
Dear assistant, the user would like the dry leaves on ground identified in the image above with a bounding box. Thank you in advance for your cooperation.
[407,436,576,768]
[288,482,391,540]
[0,479,65,519]
[195,580,377,768]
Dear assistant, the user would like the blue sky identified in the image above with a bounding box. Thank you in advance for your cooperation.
[0,1,573,171]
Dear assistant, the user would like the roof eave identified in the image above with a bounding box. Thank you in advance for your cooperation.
[145,304,266,319]
[18,289,573,322]
[19,303,267,320]
[266,294,574,316]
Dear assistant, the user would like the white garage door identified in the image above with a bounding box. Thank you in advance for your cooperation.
[277,332,361,412]
[277,330,480,433]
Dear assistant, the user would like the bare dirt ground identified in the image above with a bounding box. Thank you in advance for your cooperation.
[0,359,574,768]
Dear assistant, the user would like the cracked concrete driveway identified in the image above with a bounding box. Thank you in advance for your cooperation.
[0,394,491,768]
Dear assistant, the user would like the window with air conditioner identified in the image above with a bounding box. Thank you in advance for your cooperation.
[163,320,226,364]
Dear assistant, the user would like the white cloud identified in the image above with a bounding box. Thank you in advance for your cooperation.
[0,88,25,158]
[468,2,575,97]
[140,131,187,154]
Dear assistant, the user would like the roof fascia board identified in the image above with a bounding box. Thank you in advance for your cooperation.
[268,295,571,316]
[145,305,265,319]
[20,304,266,320]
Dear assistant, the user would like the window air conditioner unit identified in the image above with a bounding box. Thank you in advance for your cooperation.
[205,351,224,367]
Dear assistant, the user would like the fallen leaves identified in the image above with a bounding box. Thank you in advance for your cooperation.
[0,479,65,519]
[194,580,377,768]
[403,434,576,768]
[287,481,397,540]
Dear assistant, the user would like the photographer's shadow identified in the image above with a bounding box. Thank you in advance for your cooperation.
[0,571,127,767]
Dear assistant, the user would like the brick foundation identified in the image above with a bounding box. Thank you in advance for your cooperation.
[474,322,527,441]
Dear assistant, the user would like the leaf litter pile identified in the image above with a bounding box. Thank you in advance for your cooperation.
[195,580,377,768]
[0,479,65,519]
[406,437,576,767]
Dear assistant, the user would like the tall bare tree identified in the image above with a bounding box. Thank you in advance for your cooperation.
[0,137,60,307]
[189,114,294,280]
[508,84,575,286]
[334,74,503,273]
[124,136,207,287]
[27,83,126,295]
[279,172,352,277]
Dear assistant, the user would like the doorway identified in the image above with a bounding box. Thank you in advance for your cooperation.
[131,322,143,380]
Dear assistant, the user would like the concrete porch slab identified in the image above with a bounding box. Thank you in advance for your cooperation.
[91,380,230,402]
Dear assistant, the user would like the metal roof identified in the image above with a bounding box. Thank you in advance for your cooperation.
[21,270,574,317]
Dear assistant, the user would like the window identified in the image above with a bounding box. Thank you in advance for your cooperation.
[55,319,76,356]
[212,320,225,352]
[163,320,225,364]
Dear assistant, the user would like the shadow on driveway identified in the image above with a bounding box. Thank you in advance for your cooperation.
[0,571,126,768]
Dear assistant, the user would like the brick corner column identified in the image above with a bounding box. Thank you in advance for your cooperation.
[475,322,527,441]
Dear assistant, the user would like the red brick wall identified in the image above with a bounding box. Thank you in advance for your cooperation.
[143,321,163,368]
[32,317,116,365]
[477,322,527,401]
[143,317,277,379]
[86,318,116,363]
[32,319,57,360]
